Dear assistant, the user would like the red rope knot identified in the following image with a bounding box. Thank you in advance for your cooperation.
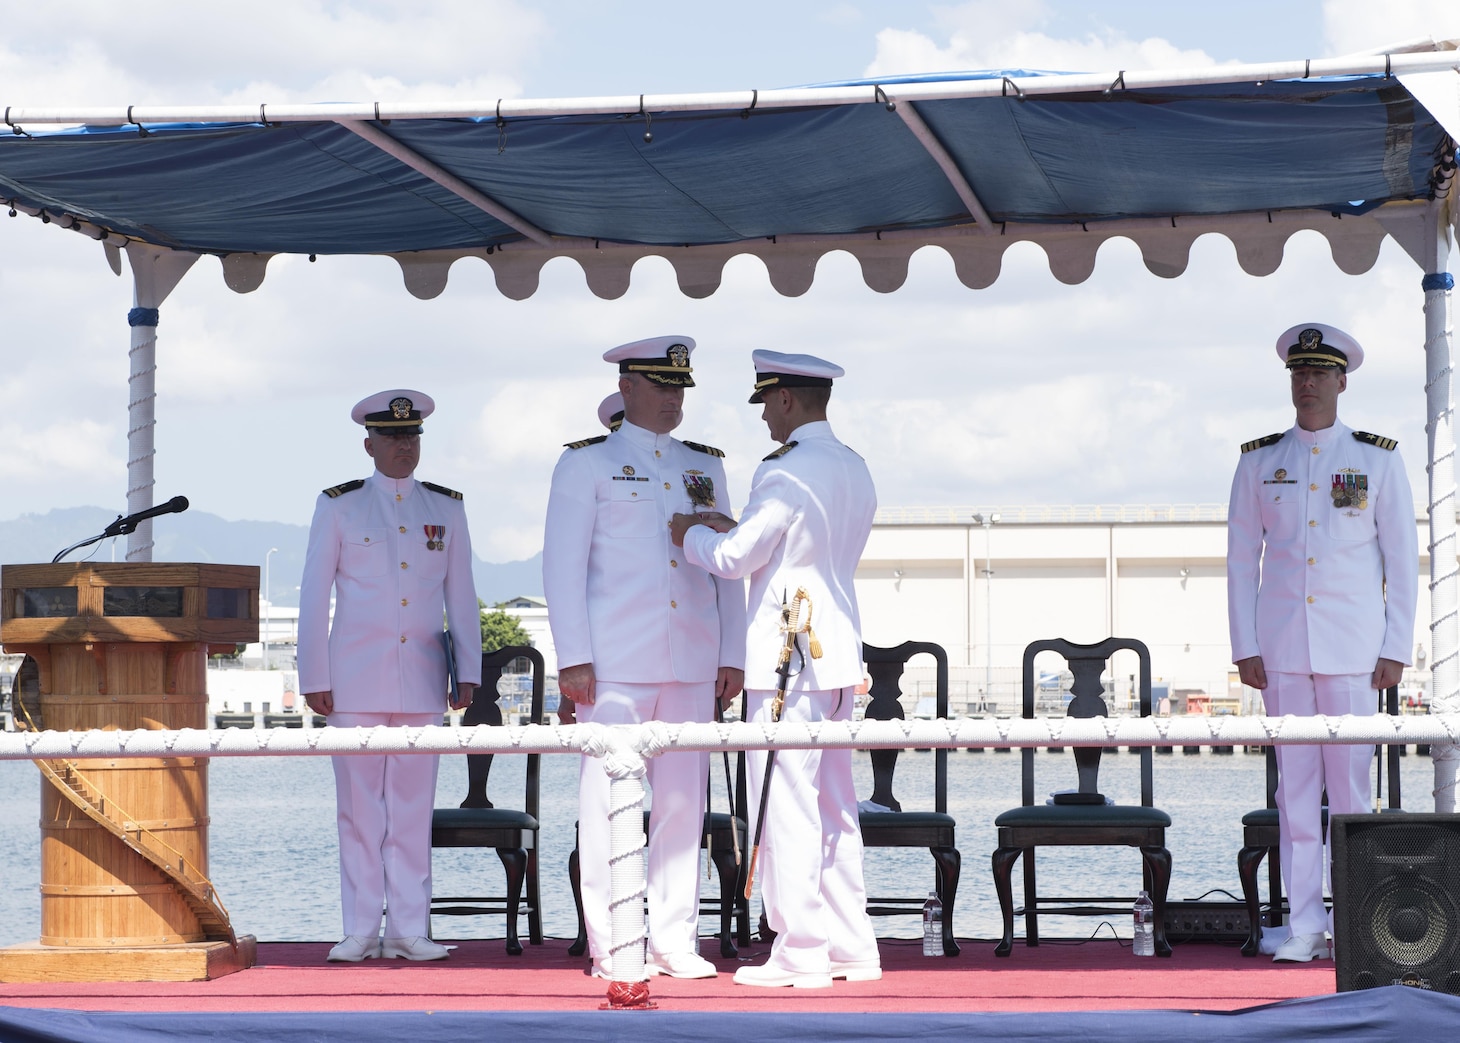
[600,979,656,1010]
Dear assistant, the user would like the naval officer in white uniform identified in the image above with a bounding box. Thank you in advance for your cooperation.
[1227,324,1418,963]
[543,337,746,979]
[670,350,881,989]
[300,389,482,963]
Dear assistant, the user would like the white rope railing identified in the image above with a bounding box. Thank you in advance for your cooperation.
[4,715,1460,760]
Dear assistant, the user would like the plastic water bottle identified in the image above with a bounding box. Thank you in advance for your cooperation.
[922,891,943,956]
[1132,889,1155,957]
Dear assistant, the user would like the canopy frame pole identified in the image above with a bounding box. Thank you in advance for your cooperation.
[122,244,199,561]
[1424,196,1460,809]
[6,51,1460,127]
[336,119,558,247]
[888,97,994,231]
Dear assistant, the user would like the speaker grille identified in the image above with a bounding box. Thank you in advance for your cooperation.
[1333,814,1460,993]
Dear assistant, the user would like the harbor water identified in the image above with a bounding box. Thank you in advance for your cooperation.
[0,744,1434,949]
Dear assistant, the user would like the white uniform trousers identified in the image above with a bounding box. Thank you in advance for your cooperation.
[1264,673,1375,936]
[745,686,878,975]
[330,711,442,939]
[578,679,712,961]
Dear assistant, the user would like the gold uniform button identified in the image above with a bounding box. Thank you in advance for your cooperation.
[1311,447,1320,455]
[401,562,409,569]
[631,492,638,498]
[396,493,403,500]
[1308,519,1317,527]
[670,600,678,608]
[400,635,408,643]
[664,482,671,490]
[655,450,662,458]
[1310,483,1318,491]
[363,537,370,543]
[399,526,407,533]
[1307,596,1315,604]
[1307,558,1316,565]
[401,598,409,606]
[670,560,678,567]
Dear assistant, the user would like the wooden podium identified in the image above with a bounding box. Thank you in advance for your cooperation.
[0,562,260,982]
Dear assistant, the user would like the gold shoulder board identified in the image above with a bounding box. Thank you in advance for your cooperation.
[422,481,464,500]
[682,440,726,458]
[762,440,799,462]
[1240,432,1285,454]
[564,434,609,450]
[324,478,366,498]
[1353,431,1397,451]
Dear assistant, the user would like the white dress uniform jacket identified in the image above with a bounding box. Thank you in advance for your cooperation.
[542,420,745,678]
[682,421,875,688]
[299,470,483,706]
[1227,420,1417,675]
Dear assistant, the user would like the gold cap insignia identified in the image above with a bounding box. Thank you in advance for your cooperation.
[667,343,690,368]
[390,397,413,419]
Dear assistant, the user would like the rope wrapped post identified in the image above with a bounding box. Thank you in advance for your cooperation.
[122,244,198,562]
[1423,260,1460,810]
[577,723,654,1010]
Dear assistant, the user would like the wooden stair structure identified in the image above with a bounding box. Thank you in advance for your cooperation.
[37,758,236,947]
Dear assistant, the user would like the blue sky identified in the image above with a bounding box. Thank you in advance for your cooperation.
[0,1,1456,562]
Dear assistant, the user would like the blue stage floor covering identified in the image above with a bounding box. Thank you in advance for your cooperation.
[1,986,1455,1042]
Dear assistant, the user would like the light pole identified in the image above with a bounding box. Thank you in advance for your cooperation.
[263,547,278,671]
[971,512,999,709]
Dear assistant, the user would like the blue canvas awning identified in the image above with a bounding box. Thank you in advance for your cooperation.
[1,61,1455,299]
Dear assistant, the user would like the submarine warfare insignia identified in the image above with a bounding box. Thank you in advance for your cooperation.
[1331,473,1368,511]
[683,472,716,509]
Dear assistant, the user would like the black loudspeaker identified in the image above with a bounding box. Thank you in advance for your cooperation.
[1331,813,1460,993]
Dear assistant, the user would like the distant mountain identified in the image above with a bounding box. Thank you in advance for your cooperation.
[0,508,543,607]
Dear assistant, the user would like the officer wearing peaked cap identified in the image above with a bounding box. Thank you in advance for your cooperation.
[1227,325,1418,964]
[299,389,482,964]
[670,349,882,988]
[598,392,626,432]
[543,337,746,980]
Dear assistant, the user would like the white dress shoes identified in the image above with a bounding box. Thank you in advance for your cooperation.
[733,963,834,989]
[829,958,883,982]
[381,936,451,961]
[1272,932,1331,963]
[646,950,718,979]
[327,935,381,962]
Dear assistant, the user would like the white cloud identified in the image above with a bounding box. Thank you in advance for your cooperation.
[866,1,1225,77]
[0,0,543,105]
[1323,0,1460,56]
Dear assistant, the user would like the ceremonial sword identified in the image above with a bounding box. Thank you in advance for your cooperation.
[744,586,821,899]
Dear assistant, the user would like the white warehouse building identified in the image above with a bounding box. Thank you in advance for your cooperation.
[504,503,1435,717]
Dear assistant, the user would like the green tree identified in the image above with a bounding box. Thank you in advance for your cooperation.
[480,601,532,653]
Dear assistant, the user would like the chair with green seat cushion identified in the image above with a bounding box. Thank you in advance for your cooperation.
[429,644,544,955]
[858,640,961,956]
[992,637,1172,957]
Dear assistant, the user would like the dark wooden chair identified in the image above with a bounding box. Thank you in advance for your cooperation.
[1237,684,1402,955]
[429,644,544,955]
[566,755,751,959]
[992,637,1172,957]
[858,640,961,956]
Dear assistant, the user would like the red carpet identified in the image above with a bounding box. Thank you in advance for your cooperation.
[0,937,1336,1014]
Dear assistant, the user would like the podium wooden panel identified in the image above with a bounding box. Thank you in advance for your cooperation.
[1,562,259,982]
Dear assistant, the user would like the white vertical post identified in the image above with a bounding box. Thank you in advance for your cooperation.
[122,244,199,561]
[1423,200,1459,811]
